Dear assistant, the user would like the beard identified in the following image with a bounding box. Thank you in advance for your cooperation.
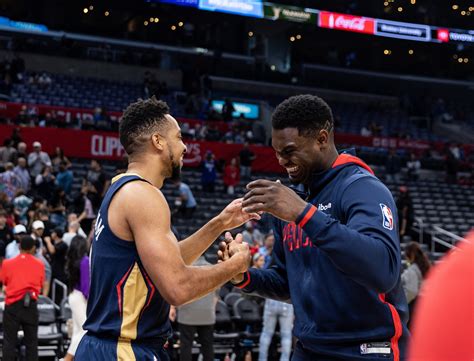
[167,145,182,179]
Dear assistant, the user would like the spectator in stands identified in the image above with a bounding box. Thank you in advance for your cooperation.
[74,183,99,236]
[56,161,74,195]
[35,165,56,201]
[239,142,256,179]
[13,190,32,224]
[369,121,383,136]
[85,159,108,197]
[63,221,84,247]
[445,147,459,184]
[13,157,31,192]
[0,139,17,169]
[43,227,68,285]
[252,253,265,269]
[15,105,26,125]
[39,112,58,128]
[66,213,87,239]
[397,186,414,238]
[406,153,421,181]
[222,98,235,122]
[64,235,90,361]
[1,235,45,361]
[176,255,217,361]
[0,163,21,201]
[51,146,71,173]
[10,129,22,148]
[10,54,25,82]
[401,242,431,329]
[49,188,68,229]
[0,209,12,258]
[16,141,28,160]
[385,149,402,183]
[201,151,217,193]
[28,141,52,178]
[5,224,26,259]
[252,120,266,145]
[258,300,294,361]
[242,221,264,247]
[30,220,52,296]
[259,233,274,268]
[360,123,371,137]
[38,72,52,88]
[207,100,220,121]
[223,158,240,195]
[173,178,197,218]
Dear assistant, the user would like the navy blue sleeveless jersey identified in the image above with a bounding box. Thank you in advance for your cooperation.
[83,174,172,348]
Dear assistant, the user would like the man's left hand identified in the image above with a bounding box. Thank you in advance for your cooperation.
[217,198,261,231]
[242,180,308,222]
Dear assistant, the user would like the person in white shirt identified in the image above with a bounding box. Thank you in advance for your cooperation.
[63,221,87,247]
[5,225,27,259]
[27,141,52,178]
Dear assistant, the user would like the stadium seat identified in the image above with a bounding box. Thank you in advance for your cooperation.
[37,296,64,358]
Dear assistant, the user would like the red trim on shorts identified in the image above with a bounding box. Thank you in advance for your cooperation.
[379,293,402,361]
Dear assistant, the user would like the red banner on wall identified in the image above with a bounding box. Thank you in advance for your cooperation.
[0,124,283,173]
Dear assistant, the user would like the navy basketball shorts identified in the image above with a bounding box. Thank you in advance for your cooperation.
[75,333,170,361]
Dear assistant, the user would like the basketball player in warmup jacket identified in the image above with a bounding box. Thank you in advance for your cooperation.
[75,97,255,360]
[220,95,410,361]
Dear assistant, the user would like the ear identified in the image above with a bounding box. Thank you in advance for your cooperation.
[316,129,329,146]
[151,132,165,151]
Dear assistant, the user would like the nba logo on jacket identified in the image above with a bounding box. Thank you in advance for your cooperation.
[380,204,394,230]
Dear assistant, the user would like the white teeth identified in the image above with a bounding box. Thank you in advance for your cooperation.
[287,166,298,173]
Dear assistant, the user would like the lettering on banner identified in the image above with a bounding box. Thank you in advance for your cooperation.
[183,143,202,165]
[91,135,126,157]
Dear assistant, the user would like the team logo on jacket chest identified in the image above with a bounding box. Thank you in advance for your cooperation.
[380,204,394,230]
[282,222,313,252]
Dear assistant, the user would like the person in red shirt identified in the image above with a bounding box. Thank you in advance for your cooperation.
[223,157,240,195]
[409,231,474,361]
[1,235,45,361]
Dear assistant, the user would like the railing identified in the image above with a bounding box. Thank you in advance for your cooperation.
[413,217,425,243]
[51,278,68,307]
[431,225,468,253]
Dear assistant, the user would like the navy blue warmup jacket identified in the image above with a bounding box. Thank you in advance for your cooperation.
[235,152,410,361]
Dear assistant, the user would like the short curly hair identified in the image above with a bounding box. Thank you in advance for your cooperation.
[272,94,334,137]
[120,96,170,155]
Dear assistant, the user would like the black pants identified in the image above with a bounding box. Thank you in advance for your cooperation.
[178,323,214,361]
[3,299,39,361]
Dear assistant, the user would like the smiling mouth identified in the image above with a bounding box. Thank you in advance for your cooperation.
[286,166,300,176]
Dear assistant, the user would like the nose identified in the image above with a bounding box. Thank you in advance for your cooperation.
[276,153,288,167]
[182,144,187,155]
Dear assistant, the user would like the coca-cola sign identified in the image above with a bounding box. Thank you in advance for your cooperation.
[318,11,375,35]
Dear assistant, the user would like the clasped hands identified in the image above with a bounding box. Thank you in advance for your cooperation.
[217,179,308,283]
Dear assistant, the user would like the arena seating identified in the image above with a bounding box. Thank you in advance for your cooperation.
[7,71,445,142]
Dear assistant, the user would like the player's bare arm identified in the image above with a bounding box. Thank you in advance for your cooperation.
[117,181,251,306]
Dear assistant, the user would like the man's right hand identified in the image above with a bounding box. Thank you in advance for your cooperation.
[217,232,250,281]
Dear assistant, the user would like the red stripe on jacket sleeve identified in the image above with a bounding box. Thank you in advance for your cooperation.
[297,205,317,228]
[235,271,251,289]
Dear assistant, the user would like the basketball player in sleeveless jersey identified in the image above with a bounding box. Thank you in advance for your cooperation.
[75,97,255,360]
